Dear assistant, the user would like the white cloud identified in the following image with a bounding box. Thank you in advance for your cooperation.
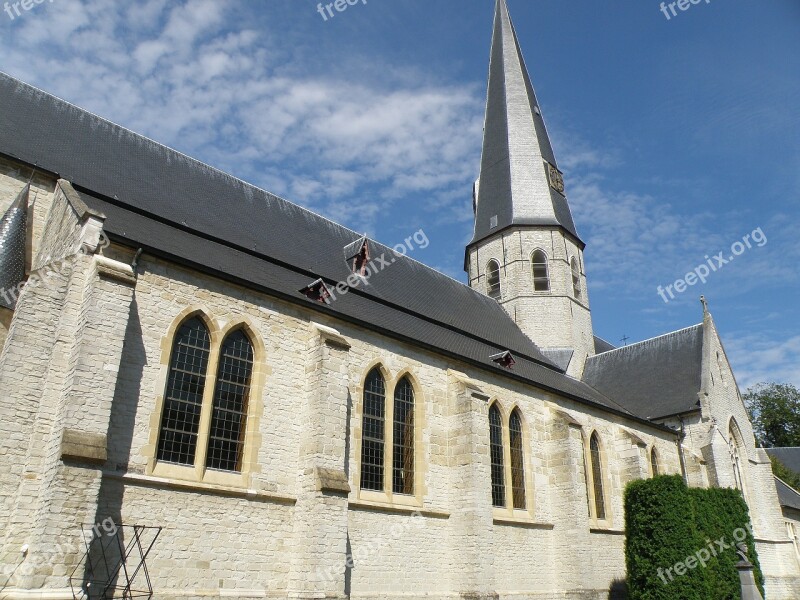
[725,332,800,391]
[0,0,483,235]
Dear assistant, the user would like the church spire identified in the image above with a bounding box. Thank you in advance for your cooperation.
[470,0,582,249]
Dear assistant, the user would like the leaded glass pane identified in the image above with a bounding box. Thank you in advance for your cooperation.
[510,410,526,509]
[157,317,210,466]
[360,368,386,491]
[393,377,415,495]
[206,330,254,472]
[489,404,506,507]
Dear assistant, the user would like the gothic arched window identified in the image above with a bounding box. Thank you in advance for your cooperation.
[206,329,254,472]
[489,403,506,507]
[729,420,747,495]
[650,447,660,477]
[531,250,550,292]
[393,377,415,495]
[157,317,211,466]
[486,259,501,300]
[571,257,581,299]
[589,432,606,520]
[509,409,526,509]
[360,368,386,491]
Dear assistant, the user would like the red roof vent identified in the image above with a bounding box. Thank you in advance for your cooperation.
[300,278,332,305]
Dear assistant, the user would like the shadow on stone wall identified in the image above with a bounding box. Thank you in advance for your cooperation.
[85,295,146,597]
[608,578,628,600]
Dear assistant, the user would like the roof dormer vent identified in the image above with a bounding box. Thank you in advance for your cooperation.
[343,236,370,276]
[490,350,516,370]
[300,278,332,305]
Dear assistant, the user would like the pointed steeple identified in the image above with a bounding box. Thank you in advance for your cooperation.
[470,0,582,248]
[0,185,29,310]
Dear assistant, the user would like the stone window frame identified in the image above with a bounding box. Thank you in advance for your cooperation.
[650,446,660,477]
[583,429,612,526]
[146,306,266,488]
[489,400,535,519]
[486,259,502,300]
[354,362,427,508]
[530,248,551,293]
[728,417,749,498]
[570,256,581,299]
[489,402,506,508]
[787,522,800,565]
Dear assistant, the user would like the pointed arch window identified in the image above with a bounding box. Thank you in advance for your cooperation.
[393,377,415,495]
[486,260,501,300]
[360,368,386,491]
[509,409,526,509]
[729,420,747,494]
[152,312,266,485]
[206,330,254,472]
[589,433,606,520]
[489,404,506,507]
[650,447,660,477]
[157,317,211,466]
[531,250,550,292]
[571,257,582,299]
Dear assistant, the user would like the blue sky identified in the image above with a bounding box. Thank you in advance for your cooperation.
[1,0,798,389]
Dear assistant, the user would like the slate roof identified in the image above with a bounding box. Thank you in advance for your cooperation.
[583,325,705,420]
[0,72,667,427]
[541,348,573,372]
[766,448,800,476]
[593,335,616,355]
[469,0,582,250]
[774,477,800,512]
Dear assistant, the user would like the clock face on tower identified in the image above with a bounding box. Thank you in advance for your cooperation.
[547,163,565,194]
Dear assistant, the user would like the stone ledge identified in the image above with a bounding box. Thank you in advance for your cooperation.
[312,322,351,351]
[492,516,554,529]
[61,429,107,464]
[103,471,296,505]
[94,255,136,285]
[315,467,350,494]
[348,499,449,519]
[0,590,74,599]
[754,538,795,545]
[589,527,625,535]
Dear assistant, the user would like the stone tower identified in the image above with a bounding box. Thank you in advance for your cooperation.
[465,0,594,378]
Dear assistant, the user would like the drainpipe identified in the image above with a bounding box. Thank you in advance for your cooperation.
[676,416,689,485]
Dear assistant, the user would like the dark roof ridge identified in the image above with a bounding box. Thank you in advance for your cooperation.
[589,324,703,358]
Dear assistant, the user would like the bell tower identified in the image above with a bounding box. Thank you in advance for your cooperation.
[466,0,594,377]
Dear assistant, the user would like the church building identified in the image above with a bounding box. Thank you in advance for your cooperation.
[0,1,798,598]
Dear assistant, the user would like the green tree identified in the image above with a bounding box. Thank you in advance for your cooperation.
[744,382,800,448]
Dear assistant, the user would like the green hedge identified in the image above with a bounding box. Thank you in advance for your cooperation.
[625,476,709,599]
[689,486,765,599]
[625,475,764,600]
